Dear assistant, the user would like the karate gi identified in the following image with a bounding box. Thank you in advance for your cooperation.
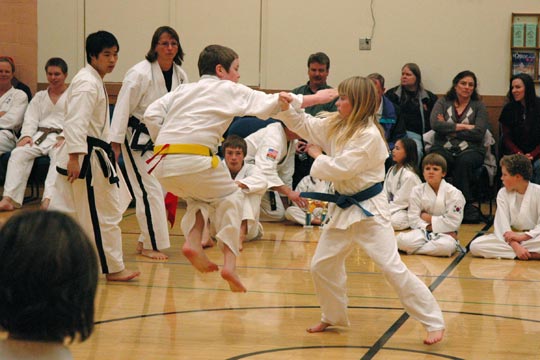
[228,160,266,241]
[2,89,66,205]
[470,183,540,259]
[0,87,28,154]
[109,60,188,251]
[143,75,281,257]
[285,175,333,225]
[50,64,129,274]
[396,180,465,257]
[244,122,296,222]
[276,103,445,332]
[383,164,421,230]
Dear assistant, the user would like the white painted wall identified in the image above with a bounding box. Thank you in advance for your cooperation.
[38,0,540,95]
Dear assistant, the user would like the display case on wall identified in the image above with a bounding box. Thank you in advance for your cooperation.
[511,13,540,82]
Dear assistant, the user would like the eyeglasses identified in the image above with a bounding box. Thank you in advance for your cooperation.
[158,41,179,48]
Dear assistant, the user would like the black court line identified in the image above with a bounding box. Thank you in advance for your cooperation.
[361,220,493,360]
[226,345,463,360]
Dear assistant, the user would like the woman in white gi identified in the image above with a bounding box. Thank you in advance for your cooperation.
[396,153,465,257]
[244,122,304,221]
[384,137,421,230]
[277,76,445,344]
[110,26,188,260]
[470,154,540,260]
[143,45,334,292]
[50,31,139,282]
[0,56,28,155]
[0,58,68,211]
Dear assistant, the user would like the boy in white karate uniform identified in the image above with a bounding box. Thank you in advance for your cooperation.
[470,154,540,260]
[143,45,334,292]
[396,153,465,257]
[50,31,140,282]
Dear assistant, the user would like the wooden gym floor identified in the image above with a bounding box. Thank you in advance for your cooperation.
[1,202,540,359]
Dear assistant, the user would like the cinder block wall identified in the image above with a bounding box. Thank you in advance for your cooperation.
[0,0,37,95]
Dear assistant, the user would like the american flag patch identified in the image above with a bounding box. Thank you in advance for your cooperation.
[266,148,279,160]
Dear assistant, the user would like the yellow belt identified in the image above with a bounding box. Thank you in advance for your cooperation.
[153,144,220,168]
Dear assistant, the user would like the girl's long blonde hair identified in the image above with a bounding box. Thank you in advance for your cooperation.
[327,76,386,151]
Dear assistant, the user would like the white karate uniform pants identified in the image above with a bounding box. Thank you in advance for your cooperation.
[470,234,540,259]
[396,229,458,257]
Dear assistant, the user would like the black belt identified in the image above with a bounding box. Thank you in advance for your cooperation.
[128,116,154,155]
[57,136,119,184]
[301,182,383,217]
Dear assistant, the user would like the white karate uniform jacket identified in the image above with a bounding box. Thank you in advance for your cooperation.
[0,87,28,153]
[384,164,421,230]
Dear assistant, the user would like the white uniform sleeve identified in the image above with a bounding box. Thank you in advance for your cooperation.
[0,90,28,130]
[431,187,465,233]
[64,82,97,155]
[389,169,421,213]
[143,90,176,142]
[238,166,267,194]
[408,185,429,230]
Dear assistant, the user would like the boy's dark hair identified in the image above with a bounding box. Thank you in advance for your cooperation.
[222,134,247,156]
[398,138,419,175]
[198,44,238,77]
[500,154,532,181]
[422,152,447,173]
[0,210,98,343]
[86,30,119,64]
[45,57,68,74]
[145,26,185,66]
[307,52,330,70]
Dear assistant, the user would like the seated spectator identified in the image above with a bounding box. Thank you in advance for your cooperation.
[499,73,540,184]
[244,122,306,222]
[0,210,98,359]
[428,70,488,224]
[0,56,28,156]
[285,174,333,225]
[0,57,68,211]
[470,154,540,260]
[203,135,266,249]
[396,153,465,257]
[384,138,421,230]
[368,73,406,158]
[385,63,438,161]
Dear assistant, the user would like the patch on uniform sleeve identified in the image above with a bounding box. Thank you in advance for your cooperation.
[453,205,462,213]
[266,148,279,160]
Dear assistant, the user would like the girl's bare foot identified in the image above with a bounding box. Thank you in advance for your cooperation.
[106,269,141,281]
[183,241,219,273]
[141,249,168,260]
[221,268,246,292]
[424,329,444,345]
[306,321,331,333]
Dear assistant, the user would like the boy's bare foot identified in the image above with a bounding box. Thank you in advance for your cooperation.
[40,198,51,210]
[424,329,444,345]
[306,322,331,333]
[141,249,168,260]
[528,252,540,260]
[106,269,141,281]
[221,268,247,292]
[0,198,15,212]
[183,242,219,273]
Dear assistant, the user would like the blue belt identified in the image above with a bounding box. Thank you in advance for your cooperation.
[300,182,383,217]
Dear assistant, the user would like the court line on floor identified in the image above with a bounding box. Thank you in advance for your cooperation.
[360,220,493,360]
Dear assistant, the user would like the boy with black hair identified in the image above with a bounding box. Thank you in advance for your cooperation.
[50,30,140,281]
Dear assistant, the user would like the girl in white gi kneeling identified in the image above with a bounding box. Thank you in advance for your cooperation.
[277,76,445,345]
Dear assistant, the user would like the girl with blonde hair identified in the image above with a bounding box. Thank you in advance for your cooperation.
[277,76,445,345]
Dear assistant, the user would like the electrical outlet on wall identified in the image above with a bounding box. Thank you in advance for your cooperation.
[359,38,371,50]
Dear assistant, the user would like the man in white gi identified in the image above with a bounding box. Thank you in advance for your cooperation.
[50,31,140,281]
[202,135,266,250]
[285,174,332,225]
[142,44,335,292]
[0,58,68,211]
[245,121,306,222]
[109,26,189,260]
[470,154,540,260]
[0,56,28,155]
[396,153,465,257]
